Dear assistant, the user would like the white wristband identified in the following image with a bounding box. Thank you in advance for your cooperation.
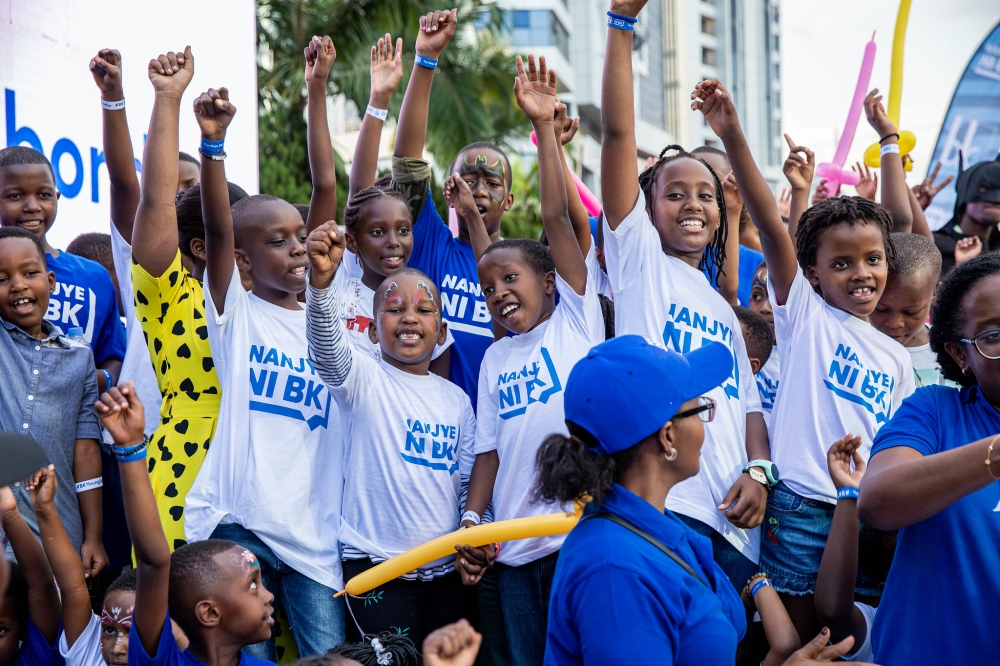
[880,143,901,157]
[101,98,125,111]
[366,105,388,121]
[461,511,481,526]
[75,477,103,493]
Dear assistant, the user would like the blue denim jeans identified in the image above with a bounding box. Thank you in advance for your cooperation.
[495,552,559,666]
[210,522,345,658]
[675,514,759,593]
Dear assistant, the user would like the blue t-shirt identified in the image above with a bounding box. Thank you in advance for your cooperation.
[408,196,493,408]
[12,618,62,666]
[130,610,274,666]
[545,484,745,665]
[701,244,764,308]
[869,385,1000,666]
[45,251,126,365]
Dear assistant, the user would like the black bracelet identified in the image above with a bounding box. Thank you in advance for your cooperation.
[878,132,899,144]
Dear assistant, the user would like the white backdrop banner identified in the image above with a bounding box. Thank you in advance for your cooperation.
[0,0,259,249]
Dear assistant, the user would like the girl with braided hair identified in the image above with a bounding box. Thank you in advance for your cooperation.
[693,75,915,642]
[599,0,770,595]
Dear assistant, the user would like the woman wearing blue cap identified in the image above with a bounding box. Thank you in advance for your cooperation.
[535,335,863,665]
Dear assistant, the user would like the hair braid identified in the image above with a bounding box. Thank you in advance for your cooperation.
[343,186,408,233]
[328,631,421,666]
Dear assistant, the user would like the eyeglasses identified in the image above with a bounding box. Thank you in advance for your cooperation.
[960,328,1000,360]
[672,396,716,423]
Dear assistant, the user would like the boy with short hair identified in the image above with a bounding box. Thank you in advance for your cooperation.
[0,147,126,394]
[747,262,779,425]
[733,305,773,375]
[0,227,106,577]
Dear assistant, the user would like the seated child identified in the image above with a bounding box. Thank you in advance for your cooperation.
[0,227,105,576]
[304,221,474,647]
[870,232,951,386]
[748,262,779,425]
[0,147,126,393]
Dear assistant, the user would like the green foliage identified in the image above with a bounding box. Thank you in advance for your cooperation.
[501,156,542,241]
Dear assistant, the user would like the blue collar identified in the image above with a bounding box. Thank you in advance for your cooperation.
[1,317,60,341]
[588,484,686,550]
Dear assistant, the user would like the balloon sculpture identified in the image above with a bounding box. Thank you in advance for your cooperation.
[530,131,602,217]
[864,0,916,171]
[336,505,583,597]
[816,33,877,195]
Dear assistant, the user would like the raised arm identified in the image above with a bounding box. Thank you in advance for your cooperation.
[864,89,911,234]
[0,485,61,643]
[715,172,743,305]
[600,1,647,229]
[132,48,195,278]
[90,49,140,242]
[192,87,238,314]
[554,104,591,256]
[781,135,814,250]
[694,79,798,304]
[30,466,94,648]
[350,34,403,198]
[95,382,169,656]
[305,221,355,389]
[304,36,337,233]
[907,180,932,239]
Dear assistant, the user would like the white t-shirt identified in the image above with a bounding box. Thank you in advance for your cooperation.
[58,612,102,666]
[768,270,914,503]
[475,266,605,566]
[333,251,454,360]
[186,264,344,589]
[305,280,475,578]
[841,602,876,662]
[603,192,763,562]
[110,226,161,437]
[587,250,613,301]
[755,347,780,429]
[906,327,953,387]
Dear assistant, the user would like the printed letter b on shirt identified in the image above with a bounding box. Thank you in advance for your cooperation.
[248,345,332,430]
[403,419,460,472]
[824,344,897,423]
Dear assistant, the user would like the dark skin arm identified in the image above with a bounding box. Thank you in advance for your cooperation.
[553,105,591,256]
[132,47,194,278]
[304,36,337,234]
[90,49,140,243]
[97,359,122,393]
[455,451,499,586]
[95,382,169,656]
[864,89,911,234]
[742,575,801,666]
[0,484,62,643]
[29,466,94,648]
[73,437,107,579]
[715,172,743,305]
[350,34,403,198]
[782,134,814,248]
[907,182,932,239]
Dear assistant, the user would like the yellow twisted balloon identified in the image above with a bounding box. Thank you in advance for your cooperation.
[865,0,916,171]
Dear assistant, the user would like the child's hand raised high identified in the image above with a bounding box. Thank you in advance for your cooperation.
[306,221,346,289]
[722,171,744,214]
[609,0,649,18]
[782,134,815,192]
[514,55,558,127]
[691,79,742,140]
[826,434,865,490]
[90,48,124,100]
[192,87,236,141]
[553,102,580,146]
[304,35,336,87]
[95,382,146,447]
[852,162,877,200]
[863,88,897,140]
[25,465,57,509]
[444,173,480,221]
[370,33,404,101]
[415,9,458,59]
[954,235,983,266]
[147,46,194,100]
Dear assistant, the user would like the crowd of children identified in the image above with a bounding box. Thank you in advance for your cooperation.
[1,3,999,666]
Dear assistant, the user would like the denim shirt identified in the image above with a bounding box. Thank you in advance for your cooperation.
[0,317,101,552]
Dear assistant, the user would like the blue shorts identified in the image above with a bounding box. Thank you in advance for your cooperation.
[759,482,880,596]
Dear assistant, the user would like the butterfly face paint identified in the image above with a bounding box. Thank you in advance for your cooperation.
[415,279,440,327]
[101,606,134,627]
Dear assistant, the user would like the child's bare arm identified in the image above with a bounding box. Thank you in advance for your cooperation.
[0,485,61,643]
[132,48,194,278]
[751,584,801,665]
[192,87,238,315]
[455,452,499,586]
[29,466,94,648]
[554,106,591,256]
[72,437,107,580]
[907,183,933,239]
[95,382,169,656]
[715,172,743,305]
[864,89,912,234]
[350,34,403,198]
[783,137,814,245]
[304,36,337,233]
[90,49,140,242]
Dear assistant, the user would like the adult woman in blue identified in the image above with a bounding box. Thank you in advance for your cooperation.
[535,335,862,665]
[859,253,1000,666]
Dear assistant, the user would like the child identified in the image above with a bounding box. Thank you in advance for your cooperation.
[748,262,779,425]
[599,4,771,592]
[65,233,121,315]
[177,153,200,196]
[453,55,605,666]
[0,227,106,577]
[814,435,897,664]
[94,382,276,666]
[0,147,125,394]
[695,77,914,640]
[305,220,474,647]
[733,305,772,376]
[183,80,345,656]
[870,233,951,386]
[0,480,61,666]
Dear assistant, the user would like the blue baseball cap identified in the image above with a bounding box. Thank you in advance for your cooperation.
[565,335,734,455]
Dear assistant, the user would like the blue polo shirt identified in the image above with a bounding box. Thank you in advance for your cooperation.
[545,484,745,665]
[11,618,62,666]
[869,384,1000,666]
[701,245,764,308]
[130,609,274,666]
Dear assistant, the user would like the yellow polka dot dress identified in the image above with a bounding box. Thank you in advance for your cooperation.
[132,250,220,552]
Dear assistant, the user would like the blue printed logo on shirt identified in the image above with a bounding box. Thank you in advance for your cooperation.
[439,274,492,337]
[496,347,563,420]
[824,344,897,423]
[755,373,778,412]
[403,419,461,472]
[662,304,740,400]
[248,345,332,430]
[46,282,96,338]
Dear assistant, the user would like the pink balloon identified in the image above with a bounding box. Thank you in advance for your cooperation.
[530,131,603,218]
[816,33,876,193]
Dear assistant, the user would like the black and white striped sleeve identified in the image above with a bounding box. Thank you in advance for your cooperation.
[306,277,353,387]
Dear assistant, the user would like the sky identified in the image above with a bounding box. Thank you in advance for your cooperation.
[781,0,1000,187]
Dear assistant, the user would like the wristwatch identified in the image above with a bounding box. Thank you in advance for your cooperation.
[744,459,779,487]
